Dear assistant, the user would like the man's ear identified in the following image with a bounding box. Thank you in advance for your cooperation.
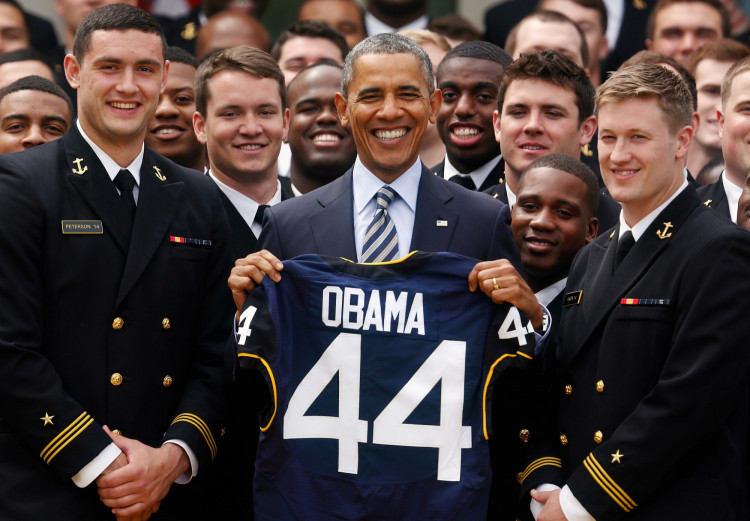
[585,216,599,244]
[335,92,349,127]
[493,109,501,143]
[428,89,442,124]
[63,54,81,90]
[193,111,207,145]
[578,115,597,146]
[281,106,290,143]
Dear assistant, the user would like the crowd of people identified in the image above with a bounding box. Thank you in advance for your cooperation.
[0,0,750,520]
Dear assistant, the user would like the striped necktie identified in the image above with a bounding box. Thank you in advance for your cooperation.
[361,186,399,263]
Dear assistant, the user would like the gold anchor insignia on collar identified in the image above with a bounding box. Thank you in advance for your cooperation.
[72,158,87,175]
[609,230,616,240]
[153,166,166,181]
[181,22,197,40]
[633,0,647,9]
[580,143,593,157]
[656,222,673,239]
[703,199,712,207]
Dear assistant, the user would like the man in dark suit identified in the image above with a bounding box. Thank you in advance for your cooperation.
[528,63,750,521]
[0,6,233,520]
[490,153,600,521]
[431,41,511,192]
[698,55,750,223]
[487,50,620,233]
[194,45,294,260]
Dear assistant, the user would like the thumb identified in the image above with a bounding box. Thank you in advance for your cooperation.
[102,425,135,452]
[531,488,550,503]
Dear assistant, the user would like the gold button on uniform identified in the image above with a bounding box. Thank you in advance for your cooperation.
[110,373,123,386]
[519,429,530,443]
[564,384,572,395]
[594,430,603,444]
[112,429,122,436]
[163,375,173,388]
[162,317,171,330]
[560,434,568,445]
[596,380,605,393]
[516,472,523,484]
[112,317,124,330]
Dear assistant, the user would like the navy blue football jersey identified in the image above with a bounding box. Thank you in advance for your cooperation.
[236,252,537,520]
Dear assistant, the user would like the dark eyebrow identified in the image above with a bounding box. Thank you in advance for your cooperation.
[1,114,30,124]
[42,115,70,126]
[294,96,322,108]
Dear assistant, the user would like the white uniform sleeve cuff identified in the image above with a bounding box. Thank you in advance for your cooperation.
[71,442,122,488]
[163,439,198,484]
[530,483,561,520]
[560,484,596,521]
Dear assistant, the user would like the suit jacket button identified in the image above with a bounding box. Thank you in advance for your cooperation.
[519,429,530,443]
[112,317,124,330]
[564,384,572,395]
[594,430,603,444]
[596,380,605,393]
[163,375,173,388]
[162,317,171,330]
[559,434,568,445]
[112,429,122,436]
[110,373,123,386]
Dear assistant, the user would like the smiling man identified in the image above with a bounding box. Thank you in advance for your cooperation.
[0,4,233,520]
[285,62,356,194]
[146,46,204,172]
[228,32,550,521]
[432,40,512,191]
[0,75,72,153]
[528,63,750,521]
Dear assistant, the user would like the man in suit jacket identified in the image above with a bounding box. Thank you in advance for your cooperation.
[698,55,750,223]
[487,51,620,233]
[528,63,750,520]
[0,6,234,520]
[431,41,512,192]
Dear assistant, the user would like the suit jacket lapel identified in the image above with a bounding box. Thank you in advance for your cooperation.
[63,128,132,253]
[478,158,505,191]
[561,188,701,368]
[216,188,256,257]
[411,165,459,253]
[116,151,182,305]
[309,171,357,259]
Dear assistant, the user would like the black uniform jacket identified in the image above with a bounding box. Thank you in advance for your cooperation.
[0,127,234,520]
[522,186,750,520]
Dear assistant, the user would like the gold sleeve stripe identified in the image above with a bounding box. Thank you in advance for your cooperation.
[237,353,278,432]
[520,457,562,484]
[583,453,637,512]
[40,412,92,464]
[171,413,217,459]
[482,350,534,440]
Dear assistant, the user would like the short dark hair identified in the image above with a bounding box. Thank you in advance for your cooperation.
[498,50,595,125]
[427,14,482,43]
[519,153,599,216]
[0,48,52,70]
[537,0,608,33]
[73,4,166,62]
[620,50,697,111]
[195,45,286,115]
[646,0,730,40]
[341,32,434,97]
[685,38,750,75]
[505,10,590,69]
[166,45,199,68]
[436,41,512,81]
[270,20,349,63]
[0,75,74,118]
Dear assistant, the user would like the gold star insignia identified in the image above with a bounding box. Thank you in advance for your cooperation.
[611,450,623,464]
[40,412,54,426]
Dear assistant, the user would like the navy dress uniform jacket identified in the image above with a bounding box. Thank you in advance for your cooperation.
[522,187,750,520]
[257,164,519,264]
[0,127,234,520]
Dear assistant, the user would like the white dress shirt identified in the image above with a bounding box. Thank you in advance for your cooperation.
[209,170,283,238]
[721,171,743,224]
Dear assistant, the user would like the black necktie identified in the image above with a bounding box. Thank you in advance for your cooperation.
[254,204,269,226]
[614,231,635,271]
[449,174,475,190]
[113,169,136,222]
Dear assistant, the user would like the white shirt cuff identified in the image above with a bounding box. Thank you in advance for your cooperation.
[163,439,198,484]
[71,442,122,488]
[560,484,596,521]
[530,483,561,520]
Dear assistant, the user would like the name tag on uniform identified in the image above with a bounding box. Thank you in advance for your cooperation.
[61,220,103,234]
[563,290,583,306]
